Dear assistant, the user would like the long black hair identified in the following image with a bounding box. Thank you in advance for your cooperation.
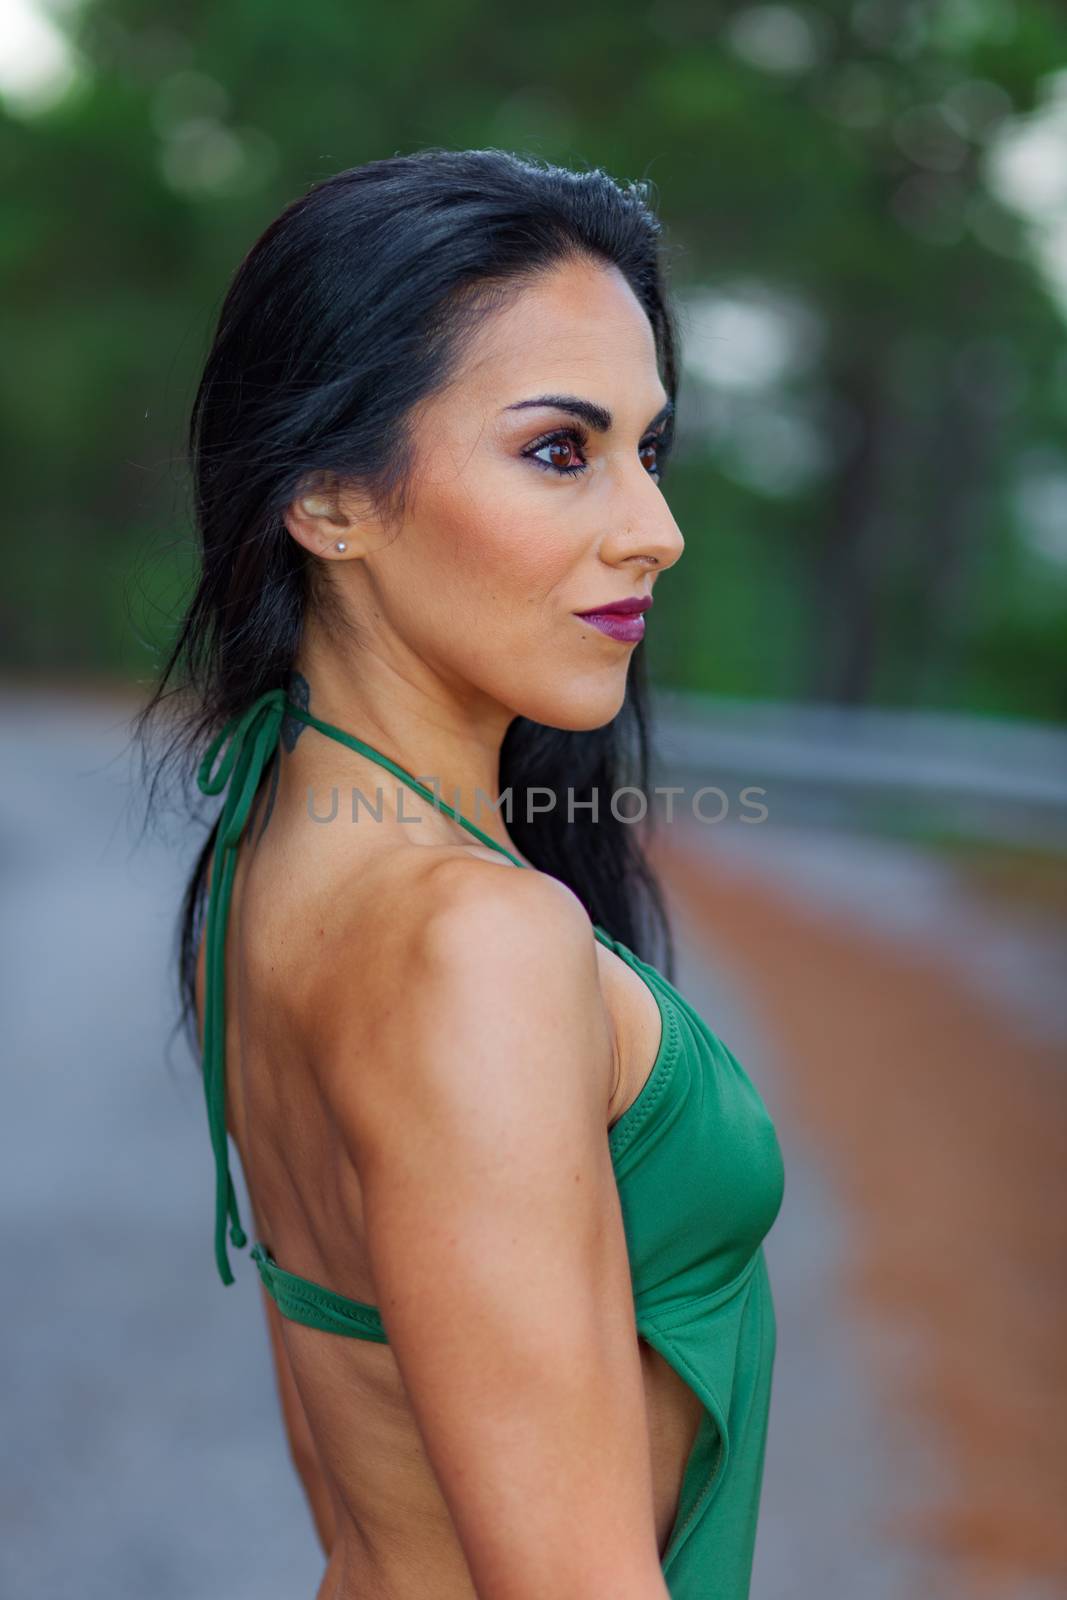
[134,146,681,1066]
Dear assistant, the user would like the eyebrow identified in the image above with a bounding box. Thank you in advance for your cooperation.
[503,393,674,434]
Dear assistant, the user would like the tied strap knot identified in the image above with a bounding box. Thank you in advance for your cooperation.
[197,685,292,1286]
[197,687,290,849]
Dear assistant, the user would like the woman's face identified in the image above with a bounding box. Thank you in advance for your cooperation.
[301,254,684,732]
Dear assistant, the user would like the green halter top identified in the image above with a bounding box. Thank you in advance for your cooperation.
[195,684,786,1597]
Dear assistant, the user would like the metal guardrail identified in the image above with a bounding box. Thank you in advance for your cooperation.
[649,690,1067,850]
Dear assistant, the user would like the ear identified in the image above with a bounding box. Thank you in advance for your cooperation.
[283,472,353,558]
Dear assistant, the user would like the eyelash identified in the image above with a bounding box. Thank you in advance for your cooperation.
[521,424,671,481]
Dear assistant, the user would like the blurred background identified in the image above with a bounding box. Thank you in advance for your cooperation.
[2,2,1065,1597]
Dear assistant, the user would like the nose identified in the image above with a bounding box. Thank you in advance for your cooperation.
[602,471,685,573]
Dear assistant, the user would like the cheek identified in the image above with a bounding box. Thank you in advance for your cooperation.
[380,486,627,727]
[419,489,582,617]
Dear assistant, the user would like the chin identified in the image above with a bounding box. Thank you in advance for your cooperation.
[510,673,630,733]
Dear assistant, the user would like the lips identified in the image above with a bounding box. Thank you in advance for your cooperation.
[575,596,653,617]
[573,600,650,643]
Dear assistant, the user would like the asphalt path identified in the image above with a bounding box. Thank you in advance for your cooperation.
[8,687,1056,1598]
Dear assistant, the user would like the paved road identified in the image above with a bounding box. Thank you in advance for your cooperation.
[658,815,1066,1600]
[665,892,957,1600]
[1,690,323,1598]
[6,687,1055,1598]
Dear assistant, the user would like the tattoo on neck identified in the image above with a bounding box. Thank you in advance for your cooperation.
[282,671,311,752]
[255,749,281,840]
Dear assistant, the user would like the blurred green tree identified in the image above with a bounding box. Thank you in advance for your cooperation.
[2,0,1065,718]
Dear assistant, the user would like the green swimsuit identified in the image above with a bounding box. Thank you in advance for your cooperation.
[197,686,786,1598]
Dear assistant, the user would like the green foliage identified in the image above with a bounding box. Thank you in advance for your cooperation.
[2,0,1065,722]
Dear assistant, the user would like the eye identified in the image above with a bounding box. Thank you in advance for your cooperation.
[639,431,672,481]
[521,424,673,481]
[522,427,590,477]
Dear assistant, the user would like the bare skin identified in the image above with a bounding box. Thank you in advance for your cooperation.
[195,255,698,1598]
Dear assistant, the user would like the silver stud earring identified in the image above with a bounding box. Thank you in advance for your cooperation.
[335,541,347,552]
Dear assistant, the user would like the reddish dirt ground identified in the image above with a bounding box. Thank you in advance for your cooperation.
[651,825,1067,1600]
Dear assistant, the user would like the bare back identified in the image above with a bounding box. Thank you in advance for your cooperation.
[194,753,702,1598]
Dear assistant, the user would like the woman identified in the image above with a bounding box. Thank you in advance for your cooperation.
[137,147,785,1599]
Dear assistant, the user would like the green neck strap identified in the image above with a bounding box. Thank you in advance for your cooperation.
[195,684,527,1284]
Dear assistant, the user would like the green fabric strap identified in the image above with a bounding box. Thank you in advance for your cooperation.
[250,1242,390,1341]
[195,683,530,1287]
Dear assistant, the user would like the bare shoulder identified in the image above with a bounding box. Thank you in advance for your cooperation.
[318,852,615,1171]
[420,852,603,999]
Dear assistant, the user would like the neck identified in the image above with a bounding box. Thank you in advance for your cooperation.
[283,651,522,861]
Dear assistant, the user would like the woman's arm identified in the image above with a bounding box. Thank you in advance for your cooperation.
[324,861,672,1600]
[260,1280,337,1558]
